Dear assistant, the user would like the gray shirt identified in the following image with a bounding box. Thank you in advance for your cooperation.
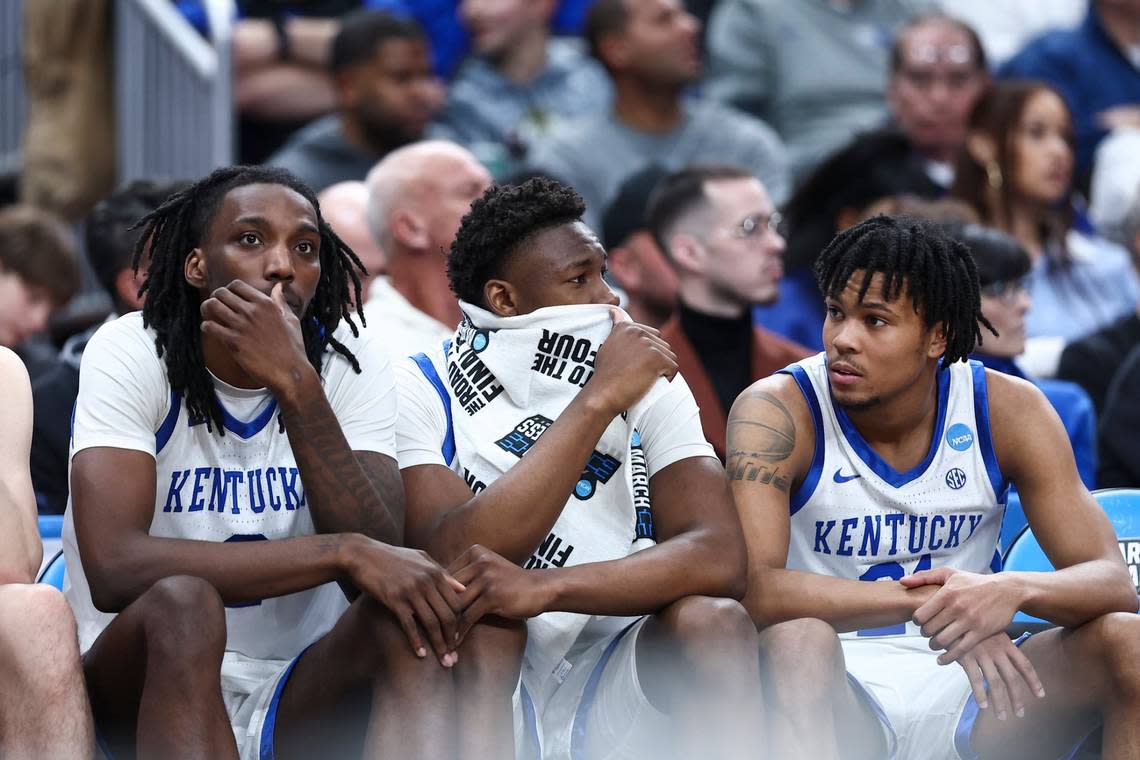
[706,0,929,180]
[265,115,383,193]
[430,39,612,179]
[527,99,790,231]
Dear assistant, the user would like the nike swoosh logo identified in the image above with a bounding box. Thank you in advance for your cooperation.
[833,469,861,484]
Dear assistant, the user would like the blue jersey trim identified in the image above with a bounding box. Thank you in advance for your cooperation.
[258,644,310,760]
[519,682,541,760]
[412,340,455,466]
[969,361,1008,500]
[832,363,951,488]
[570,618,641,760]
[155,391,181,454]
[779,365,824,516]
[209,395,279,440]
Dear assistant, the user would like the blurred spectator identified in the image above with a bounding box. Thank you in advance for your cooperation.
[361,141,491,358]
[887,13,990,187]
[934,1,1085,66]
[706,0,926,180]
[601,165,678,328]
[1100,342,1140,487]
[756,128,941,350]
[0,206,81,379]
[317,180,387,302]
[429,0,612,179]
[1056,129,1140,412]
[527,0,789,231]
[367,0,597,78]
[953,222,1098,487]
[952,80,1140,376]
[20,0,114,220]
[1000,0,1140,183]
[30,180,186,515]
[646,165,810,459]
[266,10,440,192]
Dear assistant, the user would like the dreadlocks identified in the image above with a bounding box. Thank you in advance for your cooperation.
[130,165,367,434]
[813,215,996,367]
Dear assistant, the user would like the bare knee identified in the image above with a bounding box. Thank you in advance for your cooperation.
[1086,612,1140,699]
[758,618,844,695]
[0,584,81,682]
[454,618,526,692]
[654,595,760,656]
[136,575,226,664]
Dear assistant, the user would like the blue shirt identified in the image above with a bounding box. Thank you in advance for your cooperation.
[1000,6,1140,177]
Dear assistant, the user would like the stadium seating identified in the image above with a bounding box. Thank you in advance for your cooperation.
[1004,489,1140,629]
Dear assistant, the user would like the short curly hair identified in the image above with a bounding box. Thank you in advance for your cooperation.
[448,177,586,305]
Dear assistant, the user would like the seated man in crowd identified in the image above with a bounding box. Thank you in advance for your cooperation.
[0,205,81,380]
[730,216,1140,759]
[887,13,990,188]
[601,164,678,329]
[528,0,789,231]
[647,165,810,460]
[430,0,612,178]
[267,10,441,192]
[0,346,93,757]
[318,181,387,302]
[394,178,764,759]
[62,166,468,758]
[361,140,492,358]
[32,179,188,515]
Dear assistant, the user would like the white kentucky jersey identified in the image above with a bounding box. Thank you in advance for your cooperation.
[781,353,1007,638]
[62,312,398,659]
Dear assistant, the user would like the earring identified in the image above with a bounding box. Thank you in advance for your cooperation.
[985,161,1003,190]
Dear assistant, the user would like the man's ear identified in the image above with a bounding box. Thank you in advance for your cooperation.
[667,232,705,276]
[596,34,628,72]
[391,210,429,251]
[114,268,147,311]
[927,322,949,360]
[606,245,640,291]
[184,247,208,289]
[484,279,519,317]
[966,132,997,167]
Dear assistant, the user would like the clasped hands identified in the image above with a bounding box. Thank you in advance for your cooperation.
[904,566,1046,720]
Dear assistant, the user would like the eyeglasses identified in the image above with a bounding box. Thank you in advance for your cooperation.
[728,211,783,240]
[980,278,1028,304]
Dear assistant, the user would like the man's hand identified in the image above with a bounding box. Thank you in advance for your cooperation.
[340,534,466,667]
[903,567,1024,664]
[956,633,1046,721]
[582,308,678,416]
[200,280,313,394]
[450,545,553,639]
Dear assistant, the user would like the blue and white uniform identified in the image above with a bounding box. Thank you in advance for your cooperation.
[782,352,1007,759]
[61,312,398,759]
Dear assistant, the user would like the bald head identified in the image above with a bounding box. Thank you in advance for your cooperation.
[365,140,492,258]
[318,181,386,296]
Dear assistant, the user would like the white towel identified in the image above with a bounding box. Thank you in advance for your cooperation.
[446,301,665,695]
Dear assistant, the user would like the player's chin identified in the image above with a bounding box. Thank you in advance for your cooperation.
[831,387,880,412]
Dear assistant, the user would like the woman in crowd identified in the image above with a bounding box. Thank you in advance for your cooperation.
[953,80,1140,376]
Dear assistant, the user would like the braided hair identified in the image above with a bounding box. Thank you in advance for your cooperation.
[130,165,367,434]
[813,215,996,367]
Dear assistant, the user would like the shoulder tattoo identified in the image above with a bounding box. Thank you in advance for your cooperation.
[726,391,795,492]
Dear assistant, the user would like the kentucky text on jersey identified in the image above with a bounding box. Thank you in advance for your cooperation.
[813,511,986,557]
[162,466,306,514]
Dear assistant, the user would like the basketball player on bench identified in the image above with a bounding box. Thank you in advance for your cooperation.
[63,167,464,759]
[729,216,1140,759]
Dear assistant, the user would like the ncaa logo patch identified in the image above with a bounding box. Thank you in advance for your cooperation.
[471,330,490,352]
[945,468,968,490]
[946,423,974,452]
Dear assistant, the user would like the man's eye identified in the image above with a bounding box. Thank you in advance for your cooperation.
[826,306,842,318]
[867,316,885,327]
[297,241,316,255]
[240,233,260,245]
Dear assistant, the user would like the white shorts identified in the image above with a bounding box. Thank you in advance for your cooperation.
[514,617,670,760]
[843,635,976,760]
[220,650,304,760]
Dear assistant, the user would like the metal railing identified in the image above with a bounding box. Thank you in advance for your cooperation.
[115,0,234,183]
[0,0,28,176]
